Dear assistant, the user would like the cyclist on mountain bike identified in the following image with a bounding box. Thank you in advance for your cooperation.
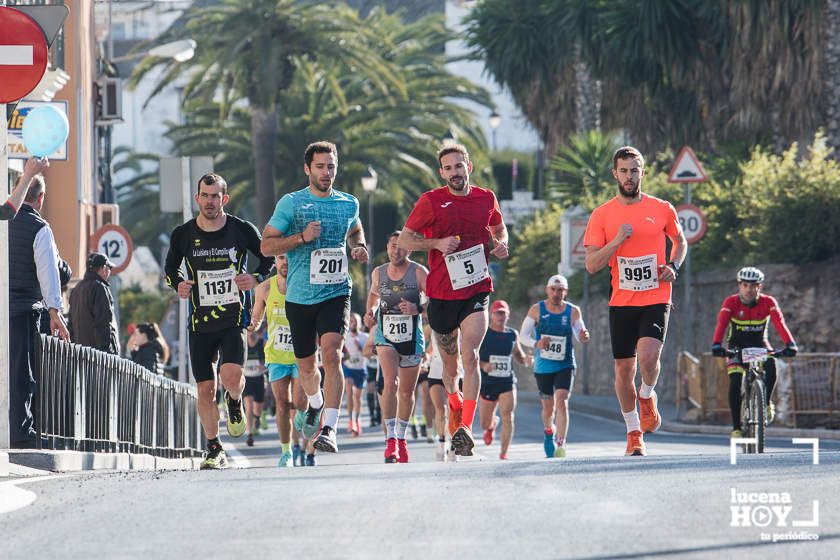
[711,267,797,438]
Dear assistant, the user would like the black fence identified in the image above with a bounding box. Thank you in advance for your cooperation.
[37,335,203,458]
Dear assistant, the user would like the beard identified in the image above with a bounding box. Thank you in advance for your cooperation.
[617,180,639,198]
[447,175,467,191]
[313,179,332,193]
[202,206,221,219]
[390,254,406,266]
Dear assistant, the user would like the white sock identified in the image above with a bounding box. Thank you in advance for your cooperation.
[622,410,641,433]
[396,418,409,440]
[385,418,397,439]
[307,391,324,410]
[323,408,339,429]
[639,383,655,399]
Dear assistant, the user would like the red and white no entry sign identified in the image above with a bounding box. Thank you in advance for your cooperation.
[0,7,49,103]
[676,204,707,245]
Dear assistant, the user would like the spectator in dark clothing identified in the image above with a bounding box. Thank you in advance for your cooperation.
[8,168,69,448]
[69,252,120,355]
[127,323,170,376]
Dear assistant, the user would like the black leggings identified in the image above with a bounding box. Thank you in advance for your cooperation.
[728,357,777,431]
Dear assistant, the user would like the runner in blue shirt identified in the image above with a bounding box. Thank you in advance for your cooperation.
[520,275,590,458]
[261,141,369,454]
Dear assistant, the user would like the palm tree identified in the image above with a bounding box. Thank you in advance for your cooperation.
[129,0,406,227]
[546,130,621,209]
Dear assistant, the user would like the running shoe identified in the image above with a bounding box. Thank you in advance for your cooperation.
[554,446,566,458]
[448,404,462,437]
[499,453,508,460]
[420,422,428,438]
[246,434,254,447]
[397,439,409,463]
[766,402,776,425]
[278,449,293,468]
[483,428,494,446]
[260,410,268,430]
[348,420,358,436]
[435,439,446,462]
[451,426,475,456]
[313,425,338,453]
[625,430,646,456]
[292,444,303,466]
[355,419,363,436]
[301,392,325,440]
[200,442,228,470]
[446,443,459,463]
[543,430,555,458]
[730,429,743,439]
[305,453,316,466]
[384,438,399,463]
[638,390,662,433]
[410,422,419,440]
[224,391,247,438]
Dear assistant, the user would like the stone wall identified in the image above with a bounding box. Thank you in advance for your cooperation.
[508,257,840,402]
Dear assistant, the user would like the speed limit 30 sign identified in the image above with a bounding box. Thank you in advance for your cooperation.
[90,224,133,274]
[675,204,707,245]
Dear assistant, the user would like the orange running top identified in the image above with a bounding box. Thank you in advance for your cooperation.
[583,194,681,307]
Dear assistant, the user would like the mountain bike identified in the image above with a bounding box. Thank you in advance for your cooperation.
[725,347,782,454]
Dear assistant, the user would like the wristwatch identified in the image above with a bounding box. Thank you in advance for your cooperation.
[668,261,680,276]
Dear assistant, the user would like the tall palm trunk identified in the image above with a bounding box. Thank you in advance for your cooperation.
[574,45,601,134]
[251,106,278,228]
[825,0,840,155]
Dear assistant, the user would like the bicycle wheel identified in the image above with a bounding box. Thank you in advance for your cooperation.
[740,386,754,454]
[750,379,766,453]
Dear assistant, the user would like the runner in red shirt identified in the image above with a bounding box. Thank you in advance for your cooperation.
[583,146,687,456]
[398,143,509,456]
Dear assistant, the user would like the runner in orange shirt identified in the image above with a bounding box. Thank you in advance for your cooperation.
[583,146,687,456]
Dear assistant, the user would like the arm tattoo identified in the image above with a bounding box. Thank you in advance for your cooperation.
[436,331,459,356]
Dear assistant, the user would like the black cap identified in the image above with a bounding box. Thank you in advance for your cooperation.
[87,252,115,270]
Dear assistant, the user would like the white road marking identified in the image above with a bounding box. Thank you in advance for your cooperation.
[0,475,71,515]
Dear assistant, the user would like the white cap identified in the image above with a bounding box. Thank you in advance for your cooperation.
[546,274,568,289]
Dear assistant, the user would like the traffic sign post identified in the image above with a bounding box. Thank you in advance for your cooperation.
[560,206,592,392]
[90,224,134,275]
[668,147,708,355]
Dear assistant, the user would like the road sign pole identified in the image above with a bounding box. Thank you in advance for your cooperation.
[582,270,590,394]
[684,184,693,353]
[1,100,10,449]
[178,157,190,384]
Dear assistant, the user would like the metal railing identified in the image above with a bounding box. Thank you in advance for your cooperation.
[36,335,203,458]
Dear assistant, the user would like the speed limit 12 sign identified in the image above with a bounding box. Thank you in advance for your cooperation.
[675,204,707,245]
[90,224,134,274]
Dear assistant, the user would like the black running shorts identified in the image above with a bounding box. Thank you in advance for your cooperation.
[534,368,575,398]
[480,381,515,402]
[285,295,351,359]
[428,292,490,335]
[608,303,671,359]
[243,375,266,402]
[188,327,247,383]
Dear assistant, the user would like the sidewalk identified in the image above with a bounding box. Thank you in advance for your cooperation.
[565,392,840,441]
[0,448,200,478]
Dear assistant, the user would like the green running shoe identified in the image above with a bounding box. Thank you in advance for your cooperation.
[200,443,228,470]
[278,449,293,468]
[260,410,269,430]
[554,446,566,458]
[225,391,247,438]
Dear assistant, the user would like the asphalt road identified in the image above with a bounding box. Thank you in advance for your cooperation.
[2,396,838,559]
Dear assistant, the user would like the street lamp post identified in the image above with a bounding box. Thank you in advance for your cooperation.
[361,166,378,297]
[489,111,501,151]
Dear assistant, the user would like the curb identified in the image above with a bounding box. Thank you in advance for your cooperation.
[5,450,201,473]
[0,452,8,477]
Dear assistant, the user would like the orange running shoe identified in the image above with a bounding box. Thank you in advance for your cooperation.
[625,430,646,456]
[638,391,662,433]
[448,404,462,437]
[355,420,363,436]
[348,420,358,436]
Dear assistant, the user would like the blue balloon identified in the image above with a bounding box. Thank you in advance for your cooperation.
[21,105,70,158]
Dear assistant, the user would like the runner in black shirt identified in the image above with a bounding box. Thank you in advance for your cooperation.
[164,173,273,469]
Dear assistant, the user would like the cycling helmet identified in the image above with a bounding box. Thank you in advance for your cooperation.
[737,266,764,283]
